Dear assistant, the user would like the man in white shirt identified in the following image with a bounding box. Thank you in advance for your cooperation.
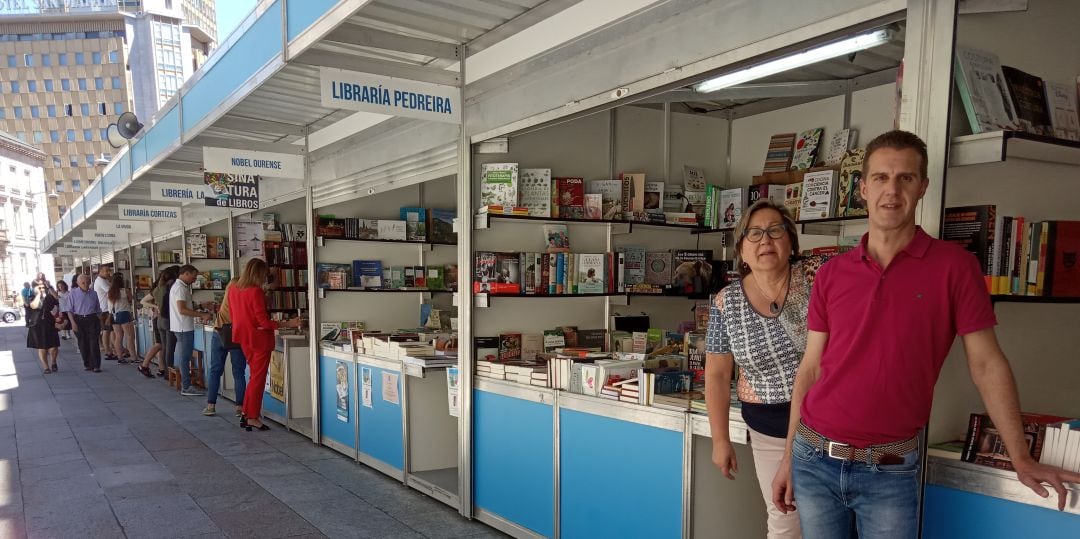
[93,266,116,360]
[171,265,212,396]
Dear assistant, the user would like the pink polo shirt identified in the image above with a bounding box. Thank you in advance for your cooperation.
[802,227,997,447]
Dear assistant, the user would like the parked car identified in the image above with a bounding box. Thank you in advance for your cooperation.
[1,306,21,323]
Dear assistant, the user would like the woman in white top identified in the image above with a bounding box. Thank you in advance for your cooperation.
[56,279,73,339]
[107,273,136,363]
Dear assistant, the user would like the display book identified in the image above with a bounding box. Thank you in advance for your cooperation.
[317,260,458,292]
[474,305,712,410]
[939,412,1080,473]
[261,220,310,314]
[942,205,1080,297]
[953,46,1079,141]
[320,303,458,368]
[191,270,231,290]
[186,233,229,259]
[474,226,722,297]
[478,162,699,227]
[315,207,456,244]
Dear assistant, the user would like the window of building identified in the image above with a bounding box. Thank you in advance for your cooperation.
[47,104,56,117]
[23,53,34,66]
[102,153,112,161]
[66,130,76,142]
[79,103,88,116]
[83,129,92,141]
[110,76,121,89]
[51,156,61,167]
[41,53,51,66]
[44,79,54,91]
[6,55,15,67]
[85,154,95,166]
[27,80,36,92]
[55,181,65,192]
[30,105,39,118]
[109,50,119,63]
[0,108,4,120]
[61,79,70,91]
[50,130,59,143]
[165,0,173,9]
[99,128,108,140]
[69,155,78,166]
[13,106,23,119]
[10,81,19,93]
[58,53,67,66]
[13,210,23,237]
[19,254,27,274]
[78,78,87,90]
[7,166,13,173]
[92,51,101,64]
[72,180,81,192]
[113,103,124,115]
[33,131,43,143]
[14,132,26,142]
[58,206,67,217]
[75,52,85,65]
[94,78,104,90]
[99,103,107,115]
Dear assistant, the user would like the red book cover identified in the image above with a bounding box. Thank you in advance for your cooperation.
[1046,221,1080,297]
[555,177,584,219]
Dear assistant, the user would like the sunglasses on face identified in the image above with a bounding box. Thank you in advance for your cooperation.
[743,224,789,243]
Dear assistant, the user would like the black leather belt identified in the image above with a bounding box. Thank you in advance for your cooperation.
[797,421,918,464]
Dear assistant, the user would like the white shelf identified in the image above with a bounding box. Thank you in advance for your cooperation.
[950,131,1080,168]
[926,456,1080,515]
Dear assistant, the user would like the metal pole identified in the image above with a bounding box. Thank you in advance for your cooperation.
[455,42,473,520]
[304,136,321,445]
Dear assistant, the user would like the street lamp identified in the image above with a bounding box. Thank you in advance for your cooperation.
[26,189,59,279]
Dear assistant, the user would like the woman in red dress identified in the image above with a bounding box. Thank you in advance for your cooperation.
[228,258,302,431]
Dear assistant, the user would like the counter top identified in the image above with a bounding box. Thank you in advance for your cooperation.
[926,456,1079,515]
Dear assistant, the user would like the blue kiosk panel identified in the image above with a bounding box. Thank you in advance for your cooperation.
[318,355,357,450]
[923,485,1080,538]
[474,389,554,538]
[356,363,404,471]
[559,408,683,539]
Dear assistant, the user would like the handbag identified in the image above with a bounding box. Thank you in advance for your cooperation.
[218,323,242,350]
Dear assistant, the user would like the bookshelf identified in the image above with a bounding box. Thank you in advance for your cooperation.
[475,212,701,232]
[949,130,1080,168]
[316,236,458,247]
[263,238,309,316]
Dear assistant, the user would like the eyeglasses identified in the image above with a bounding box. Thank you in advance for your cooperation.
[743,224,788,243]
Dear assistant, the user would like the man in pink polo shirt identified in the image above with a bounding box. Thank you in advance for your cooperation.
[770,130,1079,538]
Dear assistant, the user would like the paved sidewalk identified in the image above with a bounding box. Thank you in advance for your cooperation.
[0,327,500,539]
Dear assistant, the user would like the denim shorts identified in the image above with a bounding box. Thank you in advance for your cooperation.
[112,311,133,325]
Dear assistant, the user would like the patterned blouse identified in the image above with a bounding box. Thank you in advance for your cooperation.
[706,256,828,405]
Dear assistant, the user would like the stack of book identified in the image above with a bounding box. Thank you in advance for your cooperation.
[962,412,1068,471]
[1039,419,1080,472]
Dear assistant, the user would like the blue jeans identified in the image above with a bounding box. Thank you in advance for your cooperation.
[208,331,247,405]
[791,433,920,539]
[173,330,194,389]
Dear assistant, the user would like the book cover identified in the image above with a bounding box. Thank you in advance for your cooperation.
[943,205,995,282]
[789,128,824,170]
[694,302,710,331]
[555,177,585,219]
[620,173,646,214]
[643,181,665,215]
[521,334,543,361]
[617,246,646,286]
[683,165,707,191]
[963,412,1067,470]
[577,253,605,294]
[747,184,786,207]
[135,275,152,289]
[399,207,427,241]
[583,193,603,220]
[1001,65,1054,136]
[354,260,383,288]
[685,331,707,378]
[784,182,802,221]
[542,328,565,353]
[428,208,456,244]
[823,128,858,166]
[209,270,230,288]
[1045,80,1080,141]
[520,168,552,217]
[645,252,672,287]
[475,336,500,363]
[317,263,351,288]
[498,333,522,362]
[1044,221,1080,297]
[543,224,570,253]
[672,250,714,296]
[763,133,796,173]
[954,47,1019,133]
[838,149,868,217]
[496,253,521,295]
[473,252,497,294]
[719,187,746,229]
[426,266,445,291]
[480,163,519,208]
[187,233,207,258]
[587,179,623,220]
[377,220,407,241]
[662,184,686,214]
[800,170,839,220]
[578,329,607,352]
[357,219,379,240]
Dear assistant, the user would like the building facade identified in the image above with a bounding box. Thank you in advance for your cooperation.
[0,131,54,306]
[0,0,216,239]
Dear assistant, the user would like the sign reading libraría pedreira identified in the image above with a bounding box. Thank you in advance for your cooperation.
[319,67,461,124]
[204,172,260,209]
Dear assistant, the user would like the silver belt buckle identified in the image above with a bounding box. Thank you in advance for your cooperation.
[827,441,851,460]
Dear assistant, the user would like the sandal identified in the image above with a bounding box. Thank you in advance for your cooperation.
[43,368,51,375]
[156,370,166,377]
[51,365,58,372]
[138,366,154,378]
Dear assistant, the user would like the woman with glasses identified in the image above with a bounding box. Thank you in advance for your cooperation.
[704,199,830,539]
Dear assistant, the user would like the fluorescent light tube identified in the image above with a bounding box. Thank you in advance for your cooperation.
[693,29,894,94]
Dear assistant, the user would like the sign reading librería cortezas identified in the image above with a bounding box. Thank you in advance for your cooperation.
[118,205,181,222]
[319,67,461,124]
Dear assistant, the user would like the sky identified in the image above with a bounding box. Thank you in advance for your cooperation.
[215,0,259,42]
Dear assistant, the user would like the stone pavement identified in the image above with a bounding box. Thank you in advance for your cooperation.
[0,326,501,539]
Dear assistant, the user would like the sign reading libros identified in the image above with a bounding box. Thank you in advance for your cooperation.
[204,172,260,209]
[202,147,304,179]
[320,67,461,124]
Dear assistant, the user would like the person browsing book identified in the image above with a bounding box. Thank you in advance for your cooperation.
[704,199,829,539]
[771,130,1080,538]
[204,279,248,418]
[171,265,212,396]
[228,258,302,431]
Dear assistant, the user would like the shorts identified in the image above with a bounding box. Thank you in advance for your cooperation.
[113,311,133,325]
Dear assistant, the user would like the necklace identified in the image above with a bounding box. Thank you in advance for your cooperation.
[750,269,790,315]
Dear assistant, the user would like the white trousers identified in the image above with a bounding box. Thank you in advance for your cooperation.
[750,427,802,539]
